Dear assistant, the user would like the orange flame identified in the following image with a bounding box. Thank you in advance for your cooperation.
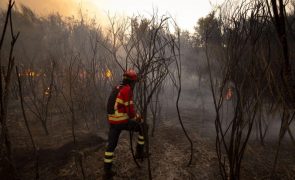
[105,69,112,78]
[225,87,233,100]
[44,87,50,96]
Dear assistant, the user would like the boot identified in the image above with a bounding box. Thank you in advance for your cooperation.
[103,163,116,179]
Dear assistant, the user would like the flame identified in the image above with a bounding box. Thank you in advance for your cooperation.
[225,87,233,100]
[79,71,87,79]
[105,69,112,78]
[29,71,35,77]
[20,69,39,77]
[44,87,50,96]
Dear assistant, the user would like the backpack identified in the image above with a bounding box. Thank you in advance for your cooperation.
[107,85,123,114]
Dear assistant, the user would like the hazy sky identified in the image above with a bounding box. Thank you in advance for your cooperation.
[0,0,222,32]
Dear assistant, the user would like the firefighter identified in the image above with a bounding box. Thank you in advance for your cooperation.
[103,69,145,179]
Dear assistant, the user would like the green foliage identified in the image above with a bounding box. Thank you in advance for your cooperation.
[194,11,222,47]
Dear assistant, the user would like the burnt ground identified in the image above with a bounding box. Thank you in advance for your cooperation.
[2,103,295,180]
[9,124,295,180]
[11,125,220,180]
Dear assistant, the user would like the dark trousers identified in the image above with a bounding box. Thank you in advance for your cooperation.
[104,120,144,170]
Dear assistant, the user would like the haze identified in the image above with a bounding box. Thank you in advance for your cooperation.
[0,0,223,32]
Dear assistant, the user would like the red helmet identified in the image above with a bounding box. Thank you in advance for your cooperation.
[123,69,137,81]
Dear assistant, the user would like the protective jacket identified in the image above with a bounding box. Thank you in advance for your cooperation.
[107,84,135,124]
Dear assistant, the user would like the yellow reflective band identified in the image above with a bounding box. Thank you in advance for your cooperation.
[105,152,113,156]
[116,98,124,104]
[108,115,129,121]
[124,101,133,106]
[104,158,113,163]
[108,110,128,119]
[108,109,128,116]
[137,141,145,145]
[138,135,144,140]
[114,111,128,116]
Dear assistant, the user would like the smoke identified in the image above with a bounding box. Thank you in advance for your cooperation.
[1,0,72,15]
[0,0,104,20]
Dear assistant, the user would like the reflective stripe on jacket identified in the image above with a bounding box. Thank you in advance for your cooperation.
[108,84,135,124]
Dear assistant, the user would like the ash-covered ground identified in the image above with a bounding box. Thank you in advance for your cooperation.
[4,88,295,180]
